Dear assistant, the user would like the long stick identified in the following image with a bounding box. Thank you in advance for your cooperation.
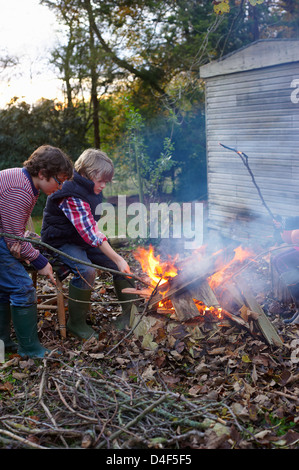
[219,143,275,219]
[0,232,151,287]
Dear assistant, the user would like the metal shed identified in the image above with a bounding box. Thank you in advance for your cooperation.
[200,39,299,242]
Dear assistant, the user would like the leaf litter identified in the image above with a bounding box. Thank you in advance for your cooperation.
[0,244,298,449]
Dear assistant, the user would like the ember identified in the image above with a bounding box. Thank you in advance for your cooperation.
[193,299,223,320]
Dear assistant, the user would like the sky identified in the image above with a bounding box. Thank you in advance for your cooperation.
[0,0,64,107]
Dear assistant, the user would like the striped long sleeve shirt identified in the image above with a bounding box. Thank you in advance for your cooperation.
[58,197,107,247]
[0,168,48,269]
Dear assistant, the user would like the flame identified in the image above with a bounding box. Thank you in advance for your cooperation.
[134,244,254,322]
[208,245,254,289]
[134,245,178,286]
[193,299,223,320]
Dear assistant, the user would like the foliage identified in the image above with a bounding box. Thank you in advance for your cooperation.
[1,0,298,205]
[213,0,265,15]
[121,99,177,203]
[0,98,88,215]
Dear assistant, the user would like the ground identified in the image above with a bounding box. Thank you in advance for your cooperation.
[0,239,298,450]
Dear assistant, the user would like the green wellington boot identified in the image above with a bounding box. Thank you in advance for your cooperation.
[67,283,98,340]
[113,278,138,330]
[10,304,49,358]
[0,303,18,352]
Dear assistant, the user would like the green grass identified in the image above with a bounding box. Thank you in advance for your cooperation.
[31,216,42,235]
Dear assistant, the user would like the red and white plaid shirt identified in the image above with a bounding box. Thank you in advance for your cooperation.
[59,197,107,247]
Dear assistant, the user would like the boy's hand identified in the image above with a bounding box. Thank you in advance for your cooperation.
[9,242,30,264]
[116,256,131,274]
[38,262,56,285]
[24,230,41,239]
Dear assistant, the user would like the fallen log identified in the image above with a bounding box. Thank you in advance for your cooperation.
[234,278,283,347]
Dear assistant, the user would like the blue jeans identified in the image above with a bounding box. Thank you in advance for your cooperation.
[0,237,36,307]
[58,243,121,289]
[58,244,97,289]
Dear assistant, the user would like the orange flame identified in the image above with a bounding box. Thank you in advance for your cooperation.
[134,245,178,286]
[208,245,254,289]
[134,244,254,322]
[193,299,223,320]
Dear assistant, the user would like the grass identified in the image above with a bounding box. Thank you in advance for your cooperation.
[31,216,42,235]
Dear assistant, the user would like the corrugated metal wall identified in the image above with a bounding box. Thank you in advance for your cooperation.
[204,61,299,241]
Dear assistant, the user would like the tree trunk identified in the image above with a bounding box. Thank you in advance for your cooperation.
[88,14,100,148]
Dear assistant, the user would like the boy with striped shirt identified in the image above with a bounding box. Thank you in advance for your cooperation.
[0,145,73,357]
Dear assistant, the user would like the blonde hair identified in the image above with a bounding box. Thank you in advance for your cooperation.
[75,149,114,181]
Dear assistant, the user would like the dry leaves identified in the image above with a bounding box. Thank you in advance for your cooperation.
[0,246,298,449]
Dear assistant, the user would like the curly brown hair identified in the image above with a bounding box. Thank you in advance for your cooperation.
[23,145,73,180]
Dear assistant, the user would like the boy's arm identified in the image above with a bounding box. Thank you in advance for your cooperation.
[99,240,131,273]
[59,197,131,273]
[0,188,48,269]
[59,197,107,246]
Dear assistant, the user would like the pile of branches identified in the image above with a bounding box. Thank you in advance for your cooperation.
[0,351,254,450]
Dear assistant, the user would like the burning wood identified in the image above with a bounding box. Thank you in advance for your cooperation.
[124,244,283,348]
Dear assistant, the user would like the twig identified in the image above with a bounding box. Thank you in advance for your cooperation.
[0,232,151,287]
[52,378,99,423]
[38,356,69,448]
[219,143,275,220]
[0,429,48,449]
[96,394,168,449]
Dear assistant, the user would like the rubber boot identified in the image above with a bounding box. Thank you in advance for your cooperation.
[0,303,18,352]
[10,304,49,358]
[113,278,138,330]
[67,282,98,340]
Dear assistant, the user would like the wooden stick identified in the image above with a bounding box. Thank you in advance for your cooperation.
[219,143,275,219]
[0,232,152,287]
[235,278,283,347]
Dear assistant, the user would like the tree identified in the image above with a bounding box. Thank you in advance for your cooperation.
[0,98,87,213]
[38,0,298,202]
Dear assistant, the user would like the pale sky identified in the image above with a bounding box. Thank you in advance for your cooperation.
[0,0,64,107]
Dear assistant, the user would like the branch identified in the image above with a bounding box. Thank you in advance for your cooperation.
[219,143,275,219]
[96,393,169,449]
[83,0,166,96]
[0,232,151,287]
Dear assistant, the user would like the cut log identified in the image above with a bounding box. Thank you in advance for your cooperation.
[235,278,283,347]
[214,282,244,313]
[148,259,217,310]
[188,279,220,308]
[171,291,200,321]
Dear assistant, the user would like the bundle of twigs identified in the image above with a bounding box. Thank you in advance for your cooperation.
[0,355,245,449]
